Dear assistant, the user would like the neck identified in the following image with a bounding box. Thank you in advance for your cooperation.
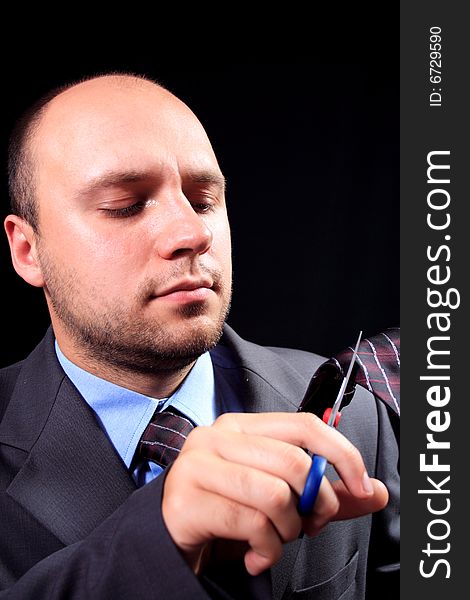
[55,334,195,399]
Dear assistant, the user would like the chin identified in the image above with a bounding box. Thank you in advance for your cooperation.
[128,318,225,373]
[172,314,224,347]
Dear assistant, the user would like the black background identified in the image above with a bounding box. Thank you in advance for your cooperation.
[1,60,399,367]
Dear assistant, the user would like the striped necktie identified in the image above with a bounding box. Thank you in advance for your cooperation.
[299,328,400,418]
[336,328,400,415]
[138,406,196,468]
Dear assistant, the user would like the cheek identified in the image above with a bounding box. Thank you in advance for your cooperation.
[45,222,148,292]
[210,220,232,270]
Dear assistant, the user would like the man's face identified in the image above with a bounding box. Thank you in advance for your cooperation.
[32,78,232,373]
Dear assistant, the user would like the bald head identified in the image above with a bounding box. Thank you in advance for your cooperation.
[8,73,211,232]
[40,74,187,130]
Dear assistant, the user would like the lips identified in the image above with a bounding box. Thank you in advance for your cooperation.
[149,277,216,305]
[158,278,213,298]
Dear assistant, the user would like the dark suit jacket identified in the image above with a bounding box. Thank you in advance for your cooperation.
[0,325,399,599]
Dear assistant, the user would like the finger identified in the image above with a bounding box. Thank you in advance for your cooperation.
[179,448,303,543]
[330,477,389,520]
[162,484,283,575]
[213,412,373,499]
[301,476,340,537]
[184,426,312,496]
[245,546,278,576]
[301,477,389,537]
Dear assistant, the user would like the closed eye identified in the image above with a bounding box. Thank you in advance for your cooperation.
[191,200,215,214]
[100,201,146,218]
[99,196,217,218]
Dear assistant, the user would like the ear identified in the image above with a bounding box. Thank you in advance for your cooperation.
[4,215,45,288]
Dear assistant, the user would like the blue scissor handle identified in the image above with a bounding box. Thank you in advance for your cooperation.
[297,332,362,517]
[298,454,327,516]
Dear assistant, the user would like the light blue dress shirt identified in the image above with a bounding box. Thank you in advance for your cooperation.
[55,343,217,486]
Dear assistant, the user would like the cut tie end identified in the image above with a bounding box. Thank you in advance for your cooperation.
[299,328,400,418]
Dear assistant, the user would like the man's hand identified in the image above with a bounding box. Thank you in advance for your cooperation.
[162,412,388,576]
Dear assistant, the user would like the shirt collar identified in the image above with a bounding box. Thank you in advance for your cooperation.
[55,342,216,469]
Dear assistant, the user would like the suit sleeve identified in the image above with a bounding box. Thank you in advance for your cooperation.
[0,472,211,600]
[366,400,400,599]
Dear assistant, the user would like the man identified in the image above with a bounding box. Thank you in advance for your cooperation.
[0,73,399,598]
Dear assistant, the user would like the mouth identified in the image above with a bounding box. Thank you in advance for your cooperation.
[154,278,215,304]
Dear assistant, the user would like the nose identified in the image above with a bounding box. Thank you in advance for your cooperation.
[155,196,213,260]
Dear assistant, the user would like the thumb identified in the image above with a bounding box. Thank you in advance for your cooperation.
[331,477,389,521]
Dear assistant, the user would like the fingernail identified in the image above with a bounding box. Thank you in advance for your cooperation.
[362,471,374,495]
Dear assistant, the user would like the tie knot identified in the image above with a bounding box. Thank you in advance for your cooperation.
[138,406,196,468]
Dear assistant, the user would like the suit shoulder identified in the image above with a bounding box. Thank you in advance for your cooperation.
[217,325,326,393]
[0,359,25,382]
[0,360,24,389]
[0,360,24,421]
[266,346,325,378]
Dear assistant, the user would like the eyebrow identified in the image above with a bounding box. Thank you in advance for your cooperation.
[75,168,226,200]
[186,171,227,191]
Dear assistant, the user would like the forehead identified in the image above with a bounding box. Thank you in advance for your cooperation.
[33,79,220,193]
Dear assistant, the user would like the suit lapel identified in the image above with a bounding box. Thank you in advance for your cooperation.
[0,330,136,546]
[212,326,324,600]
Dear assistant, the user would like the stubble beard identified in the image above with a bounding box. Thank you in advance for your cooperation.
[37,247,231,375]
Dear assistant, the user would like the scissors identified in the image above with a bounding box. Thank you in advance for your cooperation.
[297,331,362,516]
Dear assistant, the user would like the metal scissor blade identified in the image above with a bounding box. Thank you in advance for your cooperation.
[327,330,362,427]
